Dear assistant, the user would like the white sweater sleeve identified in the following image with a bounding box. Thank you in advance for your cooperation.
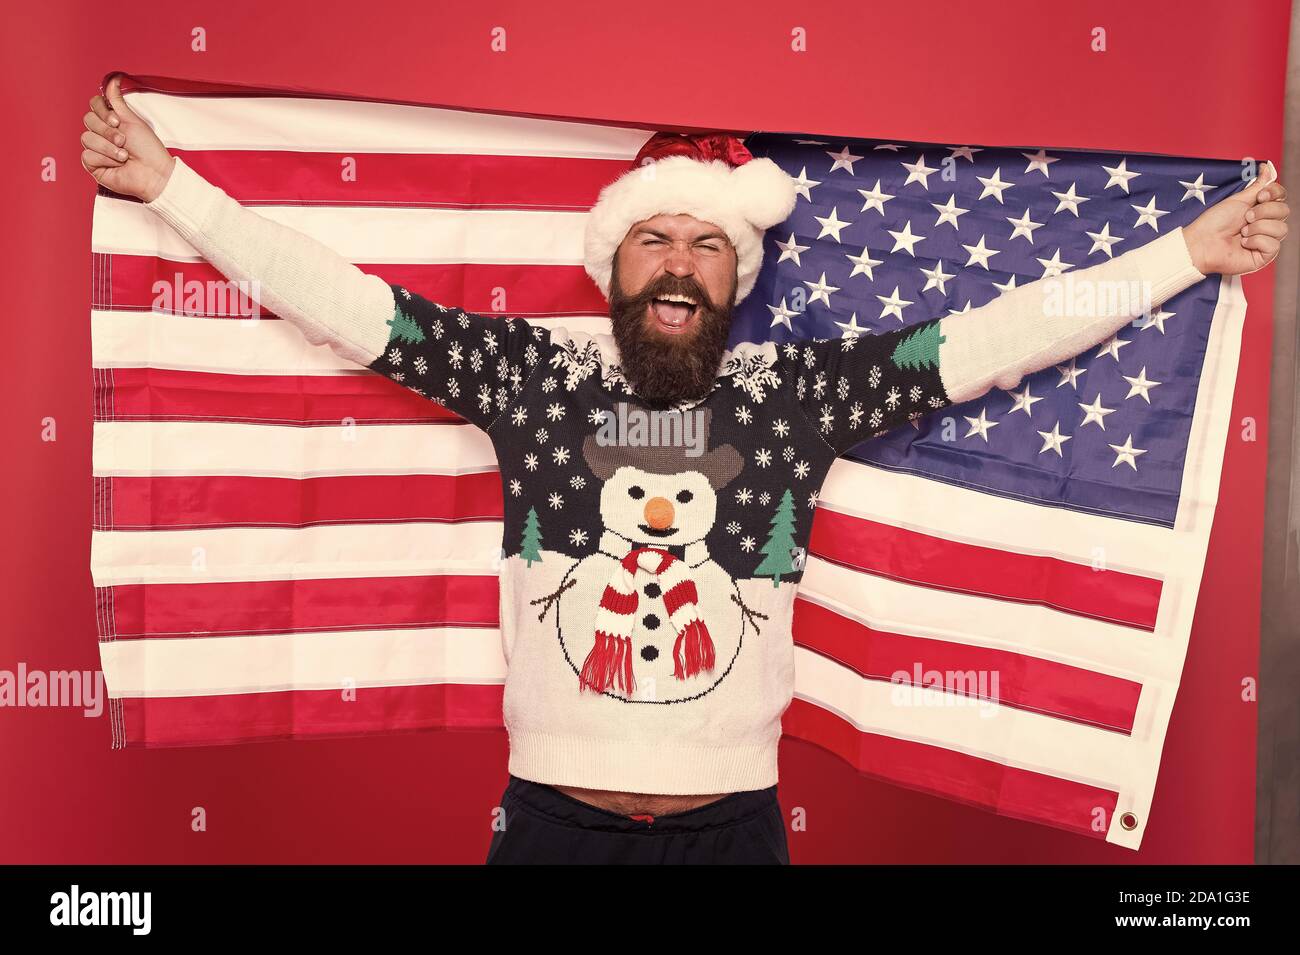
[935,226,1207,403]
[143,154,395,368]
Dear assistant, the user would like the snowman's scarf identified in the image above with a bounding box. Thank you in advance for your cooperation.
[580,546,716,694]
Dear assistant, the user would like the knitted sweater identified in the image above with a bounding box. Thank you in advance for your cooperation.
[145,155,1206,794]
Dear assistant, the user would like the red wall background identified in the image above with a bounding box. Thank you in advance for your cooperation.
[0,0,1289,863]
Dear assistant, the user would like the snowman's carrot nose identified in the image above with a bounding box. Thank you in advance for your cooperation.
[644,496,675,530]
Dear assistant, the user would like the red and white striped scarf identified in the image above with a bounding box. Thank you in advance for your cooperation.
[579,547,716,694]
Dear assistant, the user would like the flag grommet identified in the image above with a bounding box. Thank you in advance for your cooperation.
[1119,812,1139,831]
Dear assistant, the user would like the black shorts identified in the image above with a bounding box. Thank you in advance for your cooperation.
[485,774,790,864]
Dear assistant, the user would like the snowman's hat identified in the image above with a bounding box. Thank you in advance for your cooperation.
[582,406,742,490]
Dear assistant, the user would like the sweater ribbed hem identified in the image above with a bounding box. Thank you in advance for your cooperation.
[144,155,220,244]
[1139,226,1208,304]
[507,729,780,794]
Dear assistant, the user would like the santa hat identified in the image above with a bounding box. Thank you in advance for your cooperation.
[583,132,798,306]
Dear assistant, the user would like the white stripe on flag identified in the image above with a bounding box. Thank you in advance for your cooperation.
[92,420,497,478]
[91,521,506,586]
[126,91,655,158]
[99,626,508,697]
[93,193,589,266]
[91,309,611,373]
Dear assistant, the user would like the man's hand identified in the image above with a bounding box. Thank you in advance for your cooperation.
[1183,161,1289,276]
[81,73,175,202]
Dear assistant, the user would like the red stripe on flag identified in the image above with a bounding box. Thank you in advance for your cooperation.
[792,598,1141,734]
[116,682,505,748]
[171,148,630,211]
[781,698,1118,839]
[809,507,1162,632]
[101,575,500,639]
[96,255,609,317]
[101,368,464,424]
[101,473,504,530]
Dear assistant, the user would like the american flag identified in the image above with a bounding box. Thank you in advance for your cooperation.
[90,73,1249,850]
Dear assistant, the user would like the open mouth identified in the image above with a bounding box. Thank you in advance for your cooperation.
[637,524,678,537]
[648,294,699,334]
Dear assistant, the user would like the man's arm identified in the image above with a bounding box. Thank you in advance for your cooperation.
[142,155,539,431]
[144,155,388,368]
[787,225,1205,456]
[936,225,1206,403]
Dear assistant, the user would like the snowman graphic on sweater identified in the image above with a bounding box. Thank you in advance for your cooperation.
[533,407,768,703]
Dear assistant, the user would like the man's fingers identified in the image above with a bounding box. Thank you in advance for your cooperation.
[1242,234,1280,257]
[81,149,121,173]
[87,94,117,127]
[1247,199,1290,222]
[1243,218,1287,239]
[83,110,123,145]
[1256,182,1286,203]
[80,130,127,162]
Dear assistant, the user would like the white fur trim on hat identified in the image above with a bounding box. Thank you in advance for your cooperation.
[583,153,797,306]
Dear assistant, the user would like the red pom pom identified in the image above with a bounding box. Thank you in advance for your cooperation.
[633,131,753,169]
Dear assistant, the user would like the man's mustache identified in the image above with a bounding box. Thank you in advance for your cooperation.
[629,276,716,313]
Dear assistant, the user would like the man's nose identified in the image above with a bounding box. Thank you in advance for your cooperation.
[663,245,696,277]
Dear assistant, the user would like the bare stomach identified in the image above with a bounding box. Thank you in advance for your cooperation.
[553,784,732,817]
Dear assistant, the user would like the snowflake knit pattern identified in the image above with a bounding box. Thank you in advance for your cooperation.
[371,284,950,792]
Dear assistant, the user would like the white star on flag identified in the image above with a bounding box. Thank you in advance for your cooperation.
[1037,422,1073,456]
[1021,149,1059,177]
[1132,196,1169,230]
[1052,182,1091,216]
[857,180,895,214]
[1007,207,1045,243]
[887,220,925,256]
[826,146,863,174]
[901,155,939,188]
[1109,434,1149,470]
[814,207,852,241]
[976,167,1014,202]
[1102,158,1141,193]
[932,194,969,228]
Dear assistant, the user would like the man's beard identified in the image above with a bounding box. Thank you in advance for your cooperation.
[607,259,736,408]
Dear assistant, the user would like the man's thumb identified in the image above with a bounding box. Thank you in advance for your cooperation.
[105,73,132,115]
[1242,160,1279,200]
